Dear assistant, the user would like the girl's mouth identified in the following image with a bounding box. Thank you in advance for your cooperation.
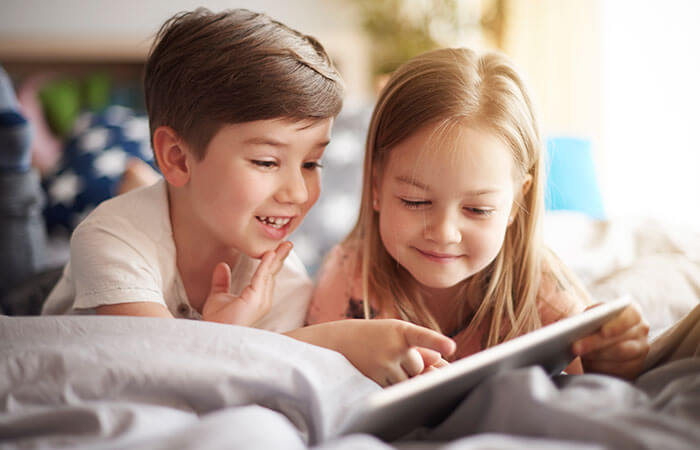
[415,248,462,263]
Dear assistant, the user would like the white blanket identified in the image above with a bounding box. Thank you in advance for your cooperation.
[0,316,378,448]
[1,315,699,449]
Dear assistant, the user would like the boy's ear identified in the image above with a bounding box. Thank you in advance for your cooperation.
[152,126,191,187]
[371,168,381,211]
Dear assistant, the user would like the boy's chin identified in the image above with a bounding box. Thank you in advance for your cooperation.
[246,242,284,260]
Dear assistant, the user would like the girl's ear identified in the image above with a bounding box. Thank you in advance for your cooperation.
[508,174,533,225]
[520,174,533,198]
[152,126,191,187]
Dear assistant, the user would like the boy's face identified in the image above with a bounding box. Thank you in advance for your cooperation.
[185,117,332,259]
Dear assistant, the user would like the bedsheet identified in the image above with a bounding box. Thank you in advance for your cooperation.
[1,315,699,449]
[544,212,700,338]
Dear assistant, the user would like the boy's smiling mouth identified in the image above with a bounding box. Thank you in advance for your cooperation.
[256,216,292,229]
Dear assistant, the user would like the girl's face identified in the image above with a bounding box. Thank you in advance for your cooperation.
[374,123,523,292]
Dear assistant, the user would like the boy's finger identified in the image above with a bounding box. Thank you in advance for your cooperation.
[414,347,443,367]
[400,347,425,378]
[433,358,450,368]
[269,241,293,275]
[209,262,231,295]
[250,251,275,291]
[403,323,456,357]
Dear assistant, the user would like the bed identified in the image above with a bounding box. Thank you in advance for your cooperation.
[1,211,700,449]
[2,60,700,450]
[1,307,699,449]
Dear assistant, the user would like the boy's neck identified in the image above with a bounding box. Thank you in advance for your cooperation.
[167,184,241,310]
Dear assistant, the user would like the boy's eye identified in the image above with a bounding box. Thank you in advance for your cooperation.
[303,161,324,170]
[400,198,430,209]
[464,207,493,216]
[252,160,277,168]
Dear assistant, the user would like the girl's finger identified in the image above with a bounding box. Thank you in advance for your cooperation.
[580,336,650,362]
[599,303,644,339]
[582,356,646,380]
[573,312,649,356]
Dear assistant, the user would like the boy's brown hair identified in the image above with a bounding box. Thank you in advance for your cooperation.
[144,7,344,159]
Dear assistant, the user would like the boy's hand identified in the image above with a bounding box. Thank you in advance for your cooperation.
[572,302,650,379]
[287,319,456,387]
[202,241,293,326]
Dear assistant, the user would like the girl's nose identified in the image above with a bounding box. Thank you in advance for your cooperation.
[423,209,462,244]
[276,169,309,204]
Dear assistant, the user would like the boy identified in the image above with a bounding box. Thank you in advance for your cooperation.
[40,8,455,386]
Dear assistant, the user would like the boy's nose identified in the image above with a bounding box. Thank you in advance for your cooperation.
[423,209,462,244]
[276,169,309,204]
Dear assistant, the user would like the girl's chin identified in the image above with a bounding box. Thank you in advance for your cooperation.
[411,273,467,290]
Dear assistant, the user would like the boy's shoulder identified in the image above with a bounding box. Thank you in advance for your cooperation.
[72,178,170,243]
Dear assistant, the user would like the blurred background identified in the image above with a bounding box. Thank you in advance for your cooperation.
[1,0,699,274]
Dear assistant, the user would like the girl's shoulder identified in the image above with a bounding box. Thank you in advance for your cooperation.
[307,240,366,324]
[535,256,590,326]
[318,240,363,282]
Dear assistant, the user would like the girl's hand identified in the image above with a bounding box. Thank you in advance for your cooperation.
[202,241,292,326]
[572,302,650,379]
[287,319,456,387]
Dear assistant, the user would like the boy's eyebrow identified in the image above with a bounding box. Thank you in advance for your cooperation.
[242,137,331,148]
[242,137,287,147]
[395,175,499,195]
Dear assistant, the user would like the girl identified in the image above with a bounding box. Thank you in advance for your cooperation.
[308,47,649,380]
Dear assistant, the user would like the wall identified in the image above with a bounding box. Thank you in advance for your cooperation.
[0,0,372,97]
[600,0,700,224]
[503,0,700,225]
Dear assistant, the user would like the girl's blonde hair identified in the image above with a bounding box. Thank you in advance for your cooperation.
[348,47,586,347]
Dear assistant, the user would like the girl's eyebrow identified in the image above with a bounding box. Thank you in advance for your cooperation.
[395,175,499,196]
[396,175,428,190]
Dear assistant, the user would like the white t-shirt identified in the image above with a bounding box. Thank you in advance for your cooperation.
[42,179,312,333]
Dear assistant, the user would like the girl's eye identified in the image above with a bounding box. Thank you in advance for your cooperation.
[303,161,324,170]
[464,207,493,216]
[252,160,277,168]
[400,199,430,209]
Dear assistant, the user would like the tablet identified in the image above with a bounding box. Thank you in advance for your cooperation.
[338,296,631,441]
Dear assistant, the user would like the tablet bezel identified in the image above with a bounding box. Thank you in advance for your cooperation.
[338,296,631,440]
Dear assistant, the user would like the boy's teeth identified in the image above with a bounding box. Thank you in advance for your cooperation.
[257,216,291,228]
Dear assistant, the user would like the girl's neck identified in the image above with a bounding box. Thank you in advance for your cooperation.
[419,282,474,336]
